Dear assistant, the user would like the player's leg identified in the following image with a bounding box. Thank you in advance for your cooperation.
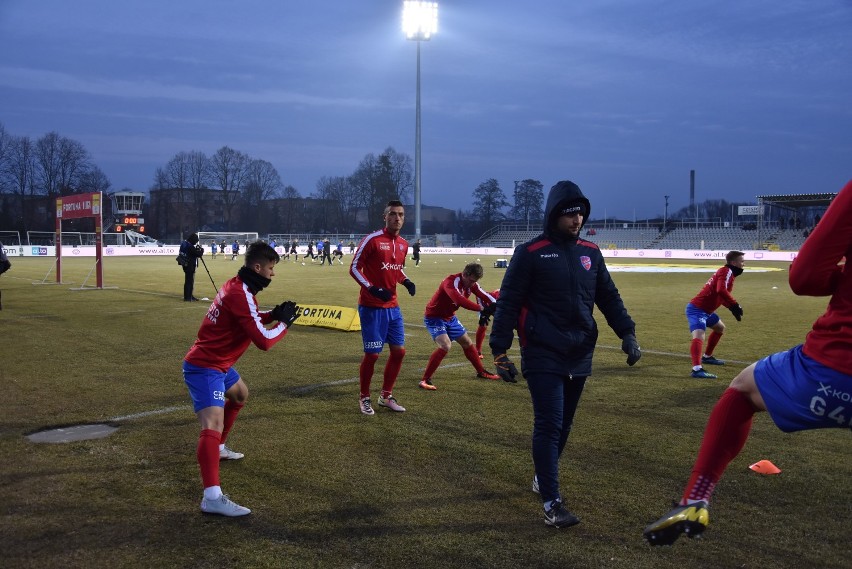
[644,364,762,544]
[357,306,383,415]
[702,320,727,365]
[421,319,450,390]
[183,362,250,516]
[686,304,716,378]
[379,307,406,411]
[456,330,498,379]
[475,323,487,357]
[220,373,248,460]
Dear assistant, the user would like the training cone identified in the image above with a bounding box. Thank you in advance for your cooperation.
[749,459,781,475]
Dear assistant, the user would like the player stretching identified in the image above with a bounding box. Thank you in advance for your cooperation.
[420,263,500,390]
[349,200,416,415]
[182,241,300,516]
[685,250,745,379]
[644,180,852,546]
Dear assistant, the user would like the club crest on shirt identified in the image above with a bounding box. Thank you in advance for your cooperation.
[399,243,406,252]
[580,255,591,271]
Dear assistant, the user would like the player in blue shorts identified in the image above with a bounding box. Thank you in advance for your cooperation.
[183,241,300,516]
[644,179,852,546]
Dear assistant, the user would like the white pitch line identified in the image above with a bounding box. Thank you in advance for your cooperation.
[110,405,189,422]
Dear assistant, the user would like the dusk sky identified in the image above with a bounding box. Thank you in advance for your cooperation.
[1,0,850,220]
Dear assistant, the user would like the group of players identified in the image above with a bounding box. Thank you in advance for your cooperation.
[180,180,851,550]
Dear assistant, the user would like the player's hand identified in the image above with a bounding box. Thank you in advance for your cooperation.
[478,314,491,327]
[271,300,300,327]
[728,303,743,322]
[368,286,393,302]
[480,302,497,319]
[621,333,641,366]
[493,353,519,383]
[402,279,416,296]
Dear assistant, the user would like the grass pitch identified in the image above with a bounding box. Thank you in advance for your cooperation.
[1,254,849,569]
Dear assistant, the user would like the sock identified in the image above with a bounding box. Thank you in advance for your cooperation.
[475,325,487,354]
[220,400,244,445]
[463,344,486,374]
[203,485,222,501]
[681,388,756,504]
[381,348,405,397]
[197,429,222,490]
[422,348,447,381]
[690,338,703,368]
[359,352,379,399]
[705,331,722,357]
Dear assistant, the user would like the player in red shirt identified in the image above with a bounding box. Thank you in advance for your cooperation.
[645,179,852,546]
[420,263,500,390]
[685,250,745,378]
[182,241,300,516]
[349,200,416,415]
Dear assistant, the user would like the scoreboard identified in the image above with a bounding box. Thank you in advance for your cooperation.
[114,216,145,233]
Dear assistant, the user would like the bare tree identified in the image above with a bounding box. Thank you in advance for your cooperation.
[314,175,357,232]
[35,132,90,197]
[78,165,112,194]
[511,179,544,226]
[242,159,283,228]
[0,123,11,194]
[347,148,413,229]
[7,136,37,229]
[279,184,302,233]
[210,146,249,230]
[472,178,510,230]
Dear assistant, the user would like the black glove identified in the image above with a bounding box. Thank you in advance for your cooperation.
[271,300,300,327]
[478,314,491,327]
[621,333,641,366]
[728,303,743,322]
[493,353,519,383]
[480,302,496,319]
[368,286,392,302]
[402,279,416,296]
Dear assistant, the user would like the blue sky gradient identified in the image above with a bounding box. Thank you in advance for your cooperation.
[1,0,849,219]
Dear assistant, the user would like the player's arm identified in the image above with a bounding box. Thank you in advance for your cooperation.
[238,292,287,350]
[789,180,851,297]
[443,279,481,312]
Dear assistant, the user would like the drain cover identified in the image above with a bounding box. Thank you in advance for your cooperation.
[27,423,119,443]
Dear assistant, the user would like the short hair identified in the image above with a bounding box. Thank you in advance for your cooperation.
[463,263,484,280]
[384,200,404,214]
[726,250,745,264]
[244,241,280,266]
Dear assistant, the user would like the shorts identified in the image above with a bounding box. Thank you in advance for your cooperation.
[755,344,852,433]
[424,315,467,342]
[358,305,405,353]
[685,303,720,332]
[183,361,241,413]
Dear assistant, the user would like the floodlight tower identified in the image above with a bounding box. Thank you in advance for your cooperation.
[403,1,438,242]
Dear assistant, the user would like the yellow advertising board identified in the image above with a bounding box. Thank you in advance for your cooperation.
[292,304,360,331]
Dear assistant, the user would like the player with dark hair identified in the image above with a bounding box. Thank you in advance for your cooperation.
[412,239,422,267]
[349,200,416,415]
[182,241,300,516]
[686,250,745,379]
[419,263,500,390]
[644,179,852,546]
[489,179,641,528]
[178,232,204,301]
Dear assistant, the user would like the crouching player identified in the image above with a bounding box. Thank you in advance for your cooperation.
[419,263,500,390]
[182,241,301,516]
[643,179,852,545]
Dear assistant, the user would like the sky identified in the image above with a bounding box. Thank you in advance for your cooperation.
[1,0,850,221]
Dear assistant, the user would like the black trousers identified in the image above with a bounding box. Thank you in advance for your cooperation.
[183,268,196,300]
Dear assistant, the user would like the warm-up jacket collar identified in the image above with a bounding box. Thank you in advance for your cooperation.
[237,266,271,295]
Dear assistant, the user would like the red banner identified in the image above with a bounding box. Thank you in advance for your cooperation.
[57,192,101,220]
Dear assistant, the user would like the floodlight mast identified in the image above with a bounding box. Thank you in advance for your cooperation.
[402,1,438,243]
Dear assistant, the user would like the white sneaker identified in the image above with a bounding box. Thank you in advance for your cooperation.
[220,445,244,460]
[378,395,406,412]
[200,494,251,517]
[359,397,375,416]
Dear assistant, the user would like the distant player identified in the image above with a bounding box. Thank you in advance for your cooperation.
[231,240,240,261]
[332,240,344,264]
[685,250,745,379]
[210,240,218,259]
[182,241,300,517]
[419,263,500,390]
[644,179,851,546]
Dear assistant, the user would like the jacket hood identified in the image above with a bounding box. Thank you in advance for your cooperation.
[543,180,591,237]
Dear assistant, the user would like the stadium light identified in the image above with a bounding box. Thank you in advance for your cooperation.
[402,1,438,242]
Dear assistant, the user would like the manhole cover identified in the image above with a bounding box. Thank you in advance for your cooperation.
[27,423,119,443]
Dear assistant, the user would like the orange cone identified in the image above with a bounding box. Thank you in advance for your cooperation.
[749,459,781,475]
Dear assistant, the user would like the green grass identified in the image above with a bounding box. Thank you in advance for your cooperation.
[1,254,849,569]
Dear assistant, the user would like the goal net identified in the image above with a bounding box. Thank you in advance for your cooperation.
[197,232,260,247]
[0,231,22,246]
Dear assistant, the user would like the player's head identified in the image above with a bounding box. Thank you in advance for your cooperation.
[187,233,199,245]
[546,180,590,239]
[384,200,405,234]
[245,241,280,278]
[726,250,745,266]
[462,263,484,285]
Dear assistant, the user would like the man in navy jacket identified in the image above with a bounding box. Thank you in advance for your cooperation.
[489,179,642,528]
